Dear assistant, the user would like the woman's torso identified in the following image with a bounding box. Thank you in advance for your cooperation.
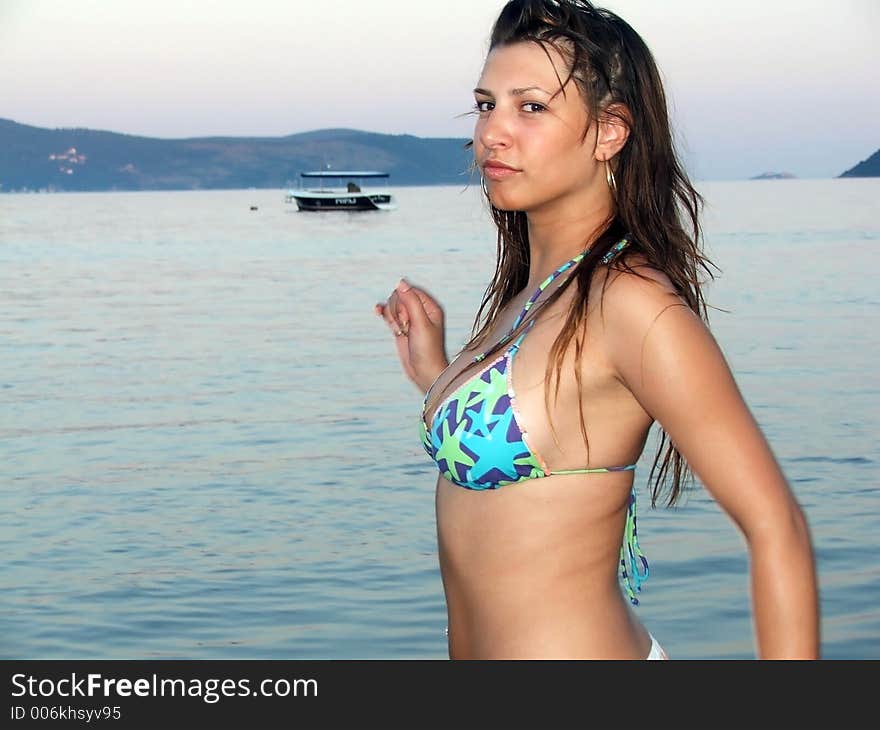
[422,250,657,658]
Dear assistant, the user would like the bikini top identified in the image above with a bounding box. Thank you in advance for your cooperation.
[418,234,649,605]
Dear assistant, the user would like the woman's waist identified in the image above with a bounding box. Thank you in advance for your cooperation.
[439,541,625,609]
[436,480,632,568]
[445,584,648,659]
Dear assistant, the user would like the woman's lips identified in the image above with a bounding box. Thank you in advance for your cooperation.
[483,163,520,180]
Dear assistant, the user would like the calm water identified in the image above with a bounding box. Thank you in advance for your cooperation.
[1,179,878,659]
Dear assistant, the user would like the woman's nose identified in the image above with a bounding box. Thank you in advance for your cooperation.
[477,108,512,149]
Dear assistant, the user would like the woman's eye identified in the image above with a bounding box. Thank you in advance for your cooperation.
[472,100,545,113]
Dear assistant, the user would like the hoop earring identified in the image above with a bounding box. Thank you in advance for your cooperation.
[481,175,490,198]
[605,159,617,198]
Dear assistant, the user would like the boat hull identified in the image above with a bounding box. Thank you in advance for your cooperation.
[286,192,394,211]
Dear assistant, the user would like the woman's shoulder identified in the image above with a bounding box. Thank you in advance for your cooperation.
[593,251,711,369]
[596,253,686,323]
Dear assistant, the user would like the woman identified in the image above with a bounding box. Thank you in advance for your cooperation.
[375,0,819,659]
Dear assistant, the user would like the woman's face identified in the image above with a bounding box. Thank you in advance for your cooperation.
[474,41,599,214]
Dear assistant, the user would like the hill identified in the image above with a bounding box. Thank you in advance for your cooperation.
[0,118,475,192]
[750,171,797,180]
[839,148,880,178]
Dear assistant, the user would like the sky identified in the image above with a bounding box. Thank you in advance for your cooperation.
[1,0,877,180]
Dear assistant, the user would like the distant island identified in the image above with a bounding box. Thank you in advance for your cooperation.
[0,118,474,192]
[839,148,880,178]
[750,171,797,180]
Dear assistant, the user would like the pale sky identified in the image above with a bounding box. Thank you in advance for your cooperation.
[1,0,877,179]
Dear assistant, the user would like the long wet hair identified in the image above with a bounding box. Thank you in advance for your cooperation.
[463,0,716,508]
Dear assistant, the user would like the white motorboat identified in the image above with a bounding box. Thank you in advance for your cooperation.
[285,171,395,211]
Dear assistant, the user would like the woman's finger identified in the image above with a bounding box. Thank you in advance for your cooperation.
[387,298,409,336]
[396,302,410,335]
[398,283,444,328]
[387,291,405,332]
[375,302,393,330]
[415,290,444,326]
[376,296,404,335]
[396,282,430,334]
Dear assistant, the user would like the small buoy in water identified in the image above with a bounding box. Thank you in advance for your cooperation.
[250,205,258,211]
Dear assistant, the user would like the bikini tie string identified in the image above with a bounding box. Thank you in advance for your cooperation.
[619,487,650,606]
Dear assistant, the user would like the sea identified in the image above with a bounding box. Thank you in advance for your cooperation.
[1,178,877,659]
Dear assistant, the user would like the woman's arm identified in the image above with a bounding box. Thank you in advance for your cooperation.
[602,268,820,659]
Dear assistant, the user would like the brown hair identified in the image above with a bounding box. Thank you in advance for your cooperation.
[463,0,717,507]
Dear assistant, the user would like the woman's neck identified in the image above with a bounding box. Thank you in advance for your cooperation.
[524,198,614,291]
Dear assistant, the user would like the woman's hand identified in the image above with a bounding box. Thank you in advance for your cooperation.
[375,278,449,393]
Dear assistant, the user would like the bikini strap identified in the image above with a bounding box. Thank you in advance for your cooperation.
[601,234,630,265]
[507,323,532,355]
[508,249,589,332]
[474,248,588,362]
[473,234,631,363]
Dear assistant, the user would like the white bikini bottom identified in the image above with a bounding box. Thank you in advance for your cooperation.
[646,633,669,660]
[444,626,670,659]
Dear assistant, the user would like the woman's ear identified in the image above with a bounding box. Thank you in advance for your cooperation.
[595,103,631,161]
